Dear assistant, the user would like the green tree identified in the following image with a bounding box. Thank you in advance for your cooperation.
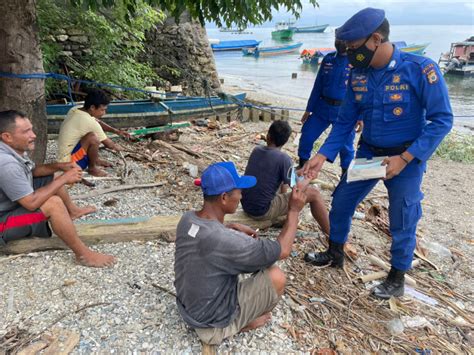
[0,0,317,162]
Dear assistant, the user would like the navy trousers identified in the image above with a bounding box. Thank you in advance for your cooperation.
[329,146,425,271]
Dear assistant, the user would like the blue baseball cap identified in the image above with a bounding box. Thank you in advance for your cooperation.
[200,161,256,196]
[336,8,385,41]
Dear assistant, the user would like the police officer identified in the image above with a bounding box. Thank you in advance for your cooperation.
[302,8,453,299]
[298,40,360,175]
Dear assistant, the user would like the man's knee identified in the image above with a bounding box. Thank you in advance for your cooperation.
[267,265,286,296]
[41,195,66,215]
[306,186,323,202]
[81,132,100,147]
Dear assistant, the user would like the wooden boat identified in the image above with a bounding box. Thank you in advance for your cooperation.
[300,47,335,64]
[211,40,261,52]
[439,37,474,76]
[290,24,329,33]
[242,42,303,57]
[394,41,430,55]
[271,29,295,40]
[46,93,246,133]
[271,21,295,40]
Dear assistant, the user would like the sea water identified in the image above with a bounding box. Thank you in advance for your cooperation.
[207,25,474,130]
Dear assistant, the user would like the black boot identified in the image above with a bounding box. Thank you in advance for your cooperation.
[371,267,405,299]
[304,240,344,267]
[299,158,308,169]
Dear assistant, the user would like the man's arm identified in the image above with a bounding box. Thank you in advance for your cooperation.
[277,182,307,259]
[18,168,83,211]
[97,120,131,140]
[32,162,79,177]
[406,61,453,162]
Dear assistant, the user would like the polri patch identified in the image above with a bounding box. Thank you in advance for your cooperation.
[427,69,438,84]
[393,107,403,116]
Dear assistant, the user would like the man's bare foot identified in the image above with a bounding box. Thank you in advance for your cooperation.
[70,205,97,220]
[76,250,116,268]
[88,167,108,177]
[97,159,113,168]
[240,313,272,333]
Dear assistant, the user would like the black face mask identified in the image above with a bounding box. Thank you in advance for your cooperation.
[347,36,378,69]
[335,40,347,55]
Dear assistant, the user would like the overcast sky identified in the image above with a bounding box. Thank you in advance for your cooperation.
[270,0,474,26]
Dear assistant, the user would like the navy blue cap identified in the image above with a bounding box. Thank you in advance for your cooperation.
[336,8,385,41]
[200,161,256,196]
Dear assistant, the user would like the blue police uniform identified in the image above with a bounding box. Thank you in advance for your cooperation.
[318,46,453,271]
[298,52,355,169]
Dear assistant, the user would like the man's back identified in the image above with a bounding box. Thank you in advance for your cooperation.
[174,211,280,328]
[241,146,292,217]
[57,107,107,162]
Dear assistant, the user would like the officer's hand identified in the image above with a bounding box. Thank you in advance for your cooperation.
[288,181,307,213]
[299,154,327,180]
[355,120,364,133]
[61,166,83,184]
[301,111,311,124]
[382,156,407,179]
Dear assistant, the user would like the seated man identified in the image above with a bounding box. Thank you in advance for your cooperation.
[241,121,330,235]
[174,161,306,345]
[57,89,131,177]
[0,110,115,267]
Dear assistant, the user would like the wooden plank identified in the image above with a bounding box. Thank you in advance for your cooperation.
[242,107,251,121]
[282,109,290,121]
[17,341,49,355]
[202,342,217,355]
[271,109,277,121]
[250,108,260,122]
[1,212,285,255]
[262,110,272,122]
[42,330,80,355]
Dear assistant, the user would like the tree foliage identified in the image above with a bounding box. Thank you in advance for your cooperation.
[37,0,165,98]
[69,0,318,28]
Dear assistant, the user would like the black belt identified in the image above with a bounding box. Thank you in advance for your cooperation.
[321,95,342,106]
[358,137,413,156]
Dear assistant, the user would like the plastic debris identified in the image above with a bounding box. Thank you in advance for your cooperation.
[386,318,404,335]
[401,315,432,329]
[418,239,452,258]
[353,211,365,220]
[405,286,439,306]
[309,297,326,303]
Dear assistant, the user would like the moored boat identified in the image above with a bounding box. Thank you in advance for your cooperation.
[46,93,246,133]
[243,42,303,57]
[394,41,430,55]
[290,24,329,33]
[211,40,261,52]
[439,37,474,77]
[300,47,335,64]
[271,21,295,40]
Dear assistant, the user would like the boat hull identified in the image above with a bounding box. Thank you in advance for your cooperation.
[47,93,246,134]
[292,24,329,33]
[245,43,303,57]
[212,40,261,51]
[271,29,294,40]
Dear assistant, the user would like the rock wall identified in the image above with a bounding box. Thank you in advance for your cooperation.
[144,12,221,96]
[48,28,91,58]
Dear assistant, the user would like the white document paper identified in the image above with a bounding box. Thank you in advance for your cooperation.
[347,157,387,183]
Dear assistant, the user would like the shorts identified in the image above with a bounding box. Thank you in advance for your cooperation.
[0,175,53,245]
[71,142,89,170]
[248,192,291,221]
[194,269,280,345]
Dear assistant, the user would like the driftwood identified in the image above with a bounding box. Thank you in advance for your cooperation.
[71,182,165,200]
[0,212,285,255]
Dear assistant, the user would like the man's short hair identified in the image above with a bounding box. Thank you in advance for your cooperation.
[0,110,26,134]
[203,194,221,202]
[268,120,292,147]
[375,18,390,42]
[84,89,110,109]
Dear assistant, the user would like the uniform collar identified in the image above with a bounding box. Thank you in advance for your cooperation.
[385,45,401,72]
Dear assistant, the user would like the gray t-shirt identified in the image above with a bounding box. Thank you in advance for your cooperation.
[174,211,281,328]
[241,145,293,216]
[0,142,35,213]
